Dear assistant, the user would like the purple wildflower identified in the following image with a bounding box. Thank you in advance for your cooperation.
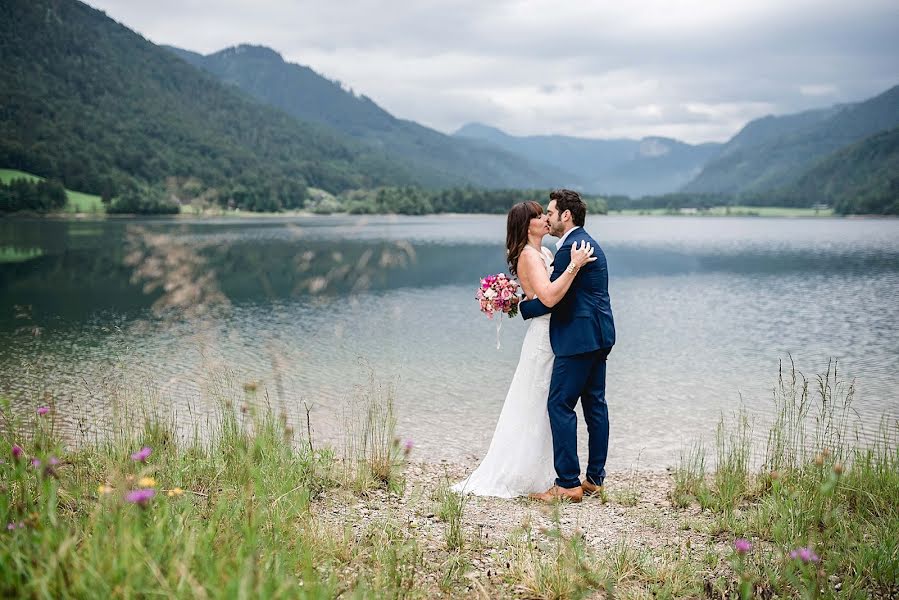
[403,439,414,456]
[125,488,156,506]
[130,446,152,462]
[36,407,50,416]
[6,523,15,531]
[11,445,23,461]
[48,457,60,466]
[30,458,41,468]
[734,538,752,554]
[6,522,24,531]
[790,547,820,563]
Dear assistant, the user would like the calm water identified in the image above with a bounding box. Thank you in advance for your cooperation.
[1,215,897,470]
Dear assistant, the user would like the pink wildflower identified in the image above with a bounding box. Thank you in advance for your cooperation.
[734,538,752,554]
[125,489,156,506]
[130,446,152,462]
[403,439,414,456]
[11,445,23,461]
[36,407,50,416]
[30,458,40,468]
[789,547,820,563]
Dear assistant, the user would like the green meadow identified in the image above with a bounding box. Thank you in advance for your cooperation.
[0,169,104,214]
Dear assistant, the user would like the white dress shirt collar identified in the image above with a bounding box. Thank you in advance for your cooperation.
[555,225,581,250]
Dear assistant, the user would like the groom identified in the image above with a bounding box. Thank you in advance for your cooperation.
[519,189,616,503]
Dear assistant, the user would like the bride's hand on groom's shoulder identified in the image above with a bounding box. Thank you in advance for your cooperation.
[570,241,598,269]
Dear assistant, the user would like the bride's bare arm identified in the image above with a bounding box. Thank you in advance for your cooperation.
[518,242,596,307]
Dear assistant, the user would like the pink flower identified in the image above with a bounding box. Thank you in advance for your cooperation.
[789,547,820,563]
[36,407,50,416]
[11,445,23,461]
[31,458,41,468]
[48,457,60,466]
[403,439,414,456]
[130,447,152,462]
[125,488,156,506]
[477,273,523,318]
[734,538,752,554]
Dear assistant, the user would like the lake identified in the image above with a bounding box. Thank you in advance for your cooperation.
[1,214,897,470]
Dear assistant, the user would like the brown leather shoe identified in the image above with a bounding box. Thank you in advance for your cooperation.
[528,484,583,504]
[581,479,604,497]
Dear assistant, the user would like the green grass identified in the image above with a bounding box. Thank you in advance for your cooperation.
[0,169,42,185]
[0,370,419,598]
[2,358,896,598]
[1,168,104,214]
[433,480,468,552]
[612,206,835,217]
[63,189,104,214]
[671,359,899,598]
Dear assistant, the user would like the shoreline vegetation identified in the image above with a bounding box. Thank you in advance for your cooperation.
[2,167,885,220]
[2,361,896,598]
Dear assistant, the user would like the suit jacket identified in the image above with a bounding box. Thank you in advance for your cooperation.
[519,227,615,357]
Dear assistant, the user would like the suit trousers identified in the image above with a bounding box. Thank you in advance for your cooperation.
[547,346,612,488]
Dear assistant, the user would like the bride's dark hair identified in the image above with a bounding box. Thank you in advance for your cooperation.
[506,200,543,277]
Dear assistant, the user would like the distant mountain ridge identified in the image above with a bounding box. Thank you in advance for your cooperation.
[2,0,895,214]
[683,85,899,194]
[453,123,721,196]
[166,44,575,190]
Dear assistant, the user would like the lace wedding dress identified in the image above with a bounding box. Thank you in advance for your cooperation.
[452,247,556,497]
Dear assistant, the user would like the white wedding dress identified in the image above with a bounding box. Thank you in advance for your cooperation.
[452,247,557,497]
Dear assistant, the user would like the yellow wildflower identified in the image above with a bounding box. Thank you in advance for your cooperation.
[138,477,156,487]
[167,487,184,497]
[97,484,114,495]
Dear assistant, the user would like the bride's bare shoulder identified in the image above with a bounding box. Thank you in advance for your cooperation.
[517,246,545,278]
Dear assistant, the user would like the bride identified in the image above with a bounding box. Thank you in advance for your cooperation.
[453,201,596,497]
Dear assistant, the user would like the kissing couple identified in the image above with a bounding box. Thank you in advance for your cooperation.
[454,189,616,503]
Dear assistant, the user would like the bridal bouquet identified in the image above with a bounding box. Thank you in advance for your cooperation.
[476,273,520,319]
[476,273,520,348]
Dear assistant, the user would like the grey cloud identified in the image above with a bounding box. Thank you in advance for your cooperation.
[85,0,899,143]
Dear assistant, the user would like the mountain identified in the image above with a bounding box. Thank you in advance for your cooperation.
[165,44,573,190]
[683,85,899,194]
[787,127,899,215]
[594,137,722,197]
[0,0,425,211]
[453,124,721,196]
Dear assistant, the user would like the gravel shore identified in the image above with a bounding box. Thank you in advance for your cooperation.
[314,459,731,597]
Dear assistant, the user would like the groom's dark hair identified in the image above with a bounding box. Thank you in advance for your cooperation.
[550,189,586,226]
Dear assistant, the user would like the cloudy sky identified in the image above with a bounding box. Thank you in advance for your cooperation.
[86,0,898,143]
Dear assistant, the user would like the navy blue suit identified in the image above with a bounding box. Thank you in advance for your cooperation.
[519,227,615,488]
